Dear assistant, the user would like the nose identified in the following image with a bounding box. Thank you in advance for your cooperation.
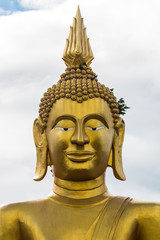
[71,123,90,146]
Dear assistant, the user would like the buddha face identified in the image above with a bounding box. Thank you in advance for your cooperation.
[45,98,115,181]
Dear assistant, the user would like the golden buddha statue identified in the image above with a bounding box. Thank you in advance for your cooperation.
[0,6,160,240]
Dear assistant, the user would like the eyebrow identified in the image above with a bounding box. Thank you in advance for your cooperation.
[53,114,109,129]
[52,115,76,128]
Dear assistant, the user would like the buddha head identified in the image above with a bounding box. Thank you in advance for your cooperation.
[33,7,126,183]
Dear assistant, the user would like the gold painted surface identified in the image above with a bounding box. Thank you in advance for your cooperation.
[0,6,160,240]
[62,6,94,67]
[1,197,160,239]
[1,97,160,240]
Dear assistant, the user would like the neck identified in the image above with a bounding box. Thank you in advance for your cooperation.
[49,174,111,205]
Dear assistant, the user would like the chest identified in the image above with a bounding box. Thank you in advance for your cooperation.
[19,203,137,240]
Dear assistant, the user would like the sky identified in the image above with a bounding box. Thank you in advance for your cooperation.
[0,0,160,205]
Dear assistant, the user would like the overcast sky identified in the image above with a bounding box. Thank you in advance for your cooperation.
[0,0,160,206]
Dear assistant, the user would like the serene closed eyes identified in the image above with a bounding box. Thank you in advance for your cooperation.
[55,127,74,131]
[86,126,105,131]
[55,126,105,131]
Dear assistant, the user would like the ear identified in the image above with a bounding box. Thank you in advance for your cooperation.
[108,118,126,181]
[33,118,50,181]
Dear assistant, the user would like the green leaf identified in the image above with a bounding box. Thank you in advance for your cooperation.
[118,98,130,115]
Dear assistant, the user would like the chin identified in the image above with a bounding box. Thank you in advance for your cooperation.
[60,162,105,181]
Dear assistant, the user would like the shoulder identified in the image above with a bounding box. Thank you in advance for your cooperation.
[124,199,160,238]
[0,202,21,239]
[127,199,160,217]
[0,202,21,223]
[0,198,50,239]
[113,197,160,223]
[0,197,50,217]
[111,197,160,240]
[120,198,160,219]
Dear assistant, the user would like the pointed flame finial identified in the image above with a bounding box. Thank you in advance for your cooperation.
[62,6,94,67]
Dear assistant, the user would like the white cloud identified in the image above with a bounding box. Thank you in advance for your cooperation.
[0,8,11,16]
[0,0,160,204]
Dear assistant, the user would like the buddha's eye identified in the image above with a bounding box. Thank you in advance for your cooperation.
[55,127,74,131]
[86,126,105,131]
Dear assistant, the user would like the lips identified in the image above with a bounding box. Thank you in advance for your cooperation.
[65,151,96,163]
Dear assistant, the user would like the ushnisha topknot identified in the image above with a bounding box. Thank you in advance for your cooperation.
[38,7,119,127]
[38,65,119,128]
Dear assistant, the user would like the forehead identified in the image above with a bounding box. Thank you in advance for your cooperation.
[47,98,114,127]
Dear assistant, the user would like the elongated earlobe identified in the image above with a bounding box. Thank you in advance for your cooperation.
[33,118,48,181]
[108,118,126,181]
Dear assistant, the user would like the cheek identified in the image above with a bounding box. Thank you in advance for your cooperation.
[89,130,114,155]
[47,130,71,154]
